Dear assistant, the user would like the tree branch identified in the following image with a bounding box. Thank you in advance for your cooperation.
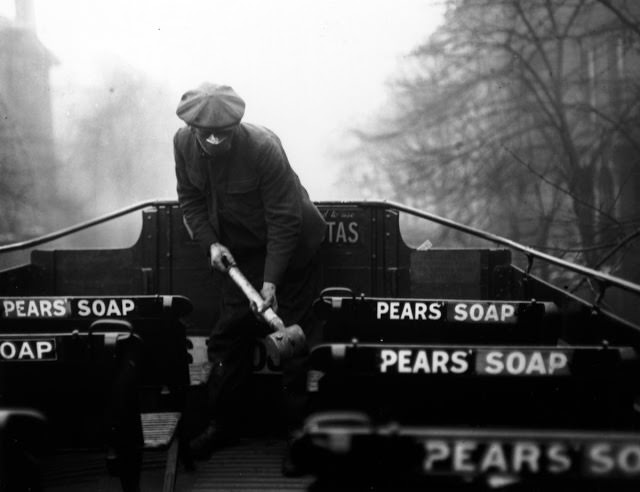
[596,0,640,37]
[503,145,620,225]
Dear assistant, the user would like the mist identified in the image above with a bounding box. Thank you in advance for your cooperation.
[0,0,445,253]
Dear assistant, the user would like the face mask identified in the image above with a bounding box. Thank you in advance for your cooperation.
[191,126,236,156]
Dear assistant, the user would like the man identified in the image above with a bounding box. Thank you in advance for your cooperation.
[173,83,326,470]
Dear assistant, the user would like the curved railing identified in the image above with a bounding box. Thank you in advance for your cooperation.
[2,198,639,300]
[357,200,640,299]
[0,199,175,254]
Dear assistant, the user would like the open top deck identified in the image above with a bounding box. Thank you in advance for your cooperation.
[1,200,639,490]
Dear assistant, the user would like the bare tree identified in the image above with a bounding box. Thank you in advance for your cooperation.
[0,94,39,242]
[58,66,176,214]
[345,0,640,275]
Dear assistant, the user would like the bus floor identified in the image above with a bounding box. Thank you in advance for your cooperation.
[42,437,313,491]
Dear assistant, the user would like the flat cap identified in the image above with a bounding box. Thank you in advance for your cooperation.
[176,83,245,129]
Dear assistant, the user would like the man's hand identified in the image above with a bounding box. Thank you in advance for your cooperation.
[253,281,278,315]
[209,243,235,272]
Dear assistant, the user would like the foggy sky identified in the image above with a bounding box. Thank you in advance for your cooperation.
[0,0,444,201]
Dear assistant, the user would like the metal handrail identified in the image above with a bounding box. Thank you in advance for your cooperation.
[356,200,640,298]
[1,197,639,298]
[0,199,175,254]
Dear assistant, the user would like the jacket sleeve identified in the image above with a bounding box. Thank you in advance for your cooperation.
[174,132,218,253]
[259,138,303,285]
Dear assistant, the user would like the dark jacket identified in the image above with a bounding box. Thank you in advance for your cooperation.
[174,122,326,285]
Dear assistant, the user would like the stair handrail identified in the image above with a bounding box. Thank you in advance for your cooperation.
[0,199,175,254]
[355,200,640,298]
[2,198,639,298]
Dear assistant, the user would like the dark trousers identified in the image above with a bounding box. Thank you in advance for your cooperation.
[206,252,322,433]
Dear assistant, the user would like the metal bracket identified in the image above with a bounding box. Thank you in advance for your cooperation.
[521,253,535,298]
[525,254,535,275]
[592,280,609,313]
